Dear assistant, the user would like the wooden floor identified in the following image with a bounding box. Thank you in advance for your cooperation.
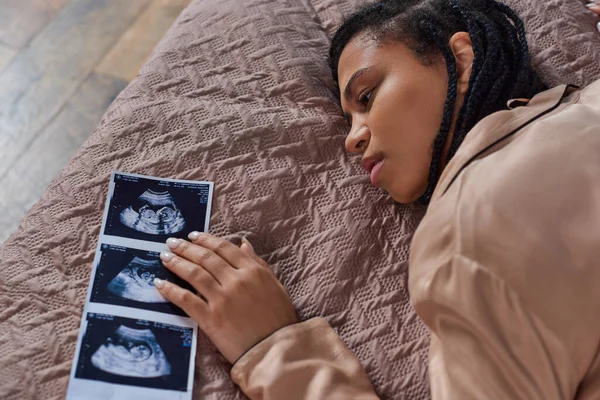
[0,0,191,245]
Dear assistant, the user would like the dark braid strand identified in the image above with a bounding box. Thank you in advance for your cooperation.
[418,19,459,204]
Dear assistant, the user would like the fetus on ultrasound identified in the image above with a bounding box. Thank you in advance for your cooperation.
[91,325,171,378]
[120,189,185,235]
[107,257,167,303]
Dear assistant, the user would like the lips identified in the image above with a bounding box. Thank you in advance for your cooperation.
[362,155,384,186]
[370,160,383,185]
[362,155,383,174]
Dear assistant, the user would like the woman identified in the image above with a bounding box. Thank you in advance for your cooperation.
[153,0,600,398]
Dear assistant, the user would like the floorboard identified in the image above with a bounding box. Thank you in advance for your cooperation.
[0,0,70,49]
[0,72,128,244]
[0,0,150,178]
[0,43,17,73]
[0,0,191,245]
[96,0,191,82]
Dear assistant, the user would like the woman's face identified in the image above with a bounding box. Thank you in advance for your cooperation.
[338,32,466,203]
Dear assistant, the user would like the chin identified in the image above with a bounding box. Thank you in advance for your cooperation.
[387,183,427,204]
[389,193,417,204]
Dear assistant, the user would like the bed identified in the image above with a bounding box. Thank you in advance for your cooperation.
[0,0,598,398]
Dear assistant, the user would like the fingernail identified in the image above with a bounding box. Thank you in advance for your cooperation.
[598,21,600,33]
[587,3,600,8]
[241,237,254,251]
[160,251,174,262]
[166,238,182,249]
[153,278,165,289]
[188,231,201,241]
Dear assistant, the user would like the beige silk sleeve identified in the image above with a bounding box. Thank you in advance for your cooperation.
[411,253,578,400]
[232,254,579,399]
[230,317,380,400]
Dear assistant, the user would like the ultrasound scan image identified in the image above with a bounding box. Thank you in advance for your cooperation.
[75,314,192,391]
[91,325,171,378]
[104,174,211,242]
[120,189,186,235]
[90,245,195,316]
[107,257,168,303]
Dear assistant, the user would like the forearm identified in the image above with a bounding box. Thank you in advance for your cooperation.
[231,318,380,400]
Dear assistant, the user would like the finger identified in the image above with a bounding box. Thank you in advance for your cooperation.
[153,278,208,322]
[187,232,252,269]
[241,237,255,253]
[166,238,237,281]
[241,238,270,269]
[587,3,600,14]
[160,251,222,297]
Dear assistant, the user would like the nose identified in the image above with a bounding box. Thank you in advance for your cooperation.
[345,122,369,154]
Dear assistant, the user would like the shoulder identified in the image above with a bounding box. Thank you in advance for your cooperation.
[412,82,600,270]
[409,82,600,377]
[412,96,600,280]
[409,90,600,363]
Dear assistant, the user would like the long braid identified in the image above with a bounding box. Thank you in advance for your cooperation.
[418,19,459,203]
[447,2,545,161]
[329,0,547,205]
[447,2,481,158]
[449,8,509,158]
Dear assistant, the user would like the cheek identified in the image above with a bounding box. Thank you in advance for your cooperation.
[373,73,446,152]
[371,74,447,202]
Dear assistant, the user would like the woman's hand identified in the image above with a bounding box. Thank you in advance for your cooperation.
[153,233,298,364]
[587,0,600,32]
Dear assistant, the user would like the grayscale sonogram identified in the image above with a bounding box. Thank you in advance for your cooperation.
[103,173,212,243]
[75,313,192,392]
[107,256,167,303]
[91,325,171,378]
[120,189,186,235]
[90,245,195,316]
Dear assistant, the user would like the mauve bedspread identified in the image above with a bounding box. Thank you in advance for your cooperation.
[0,0,598,399]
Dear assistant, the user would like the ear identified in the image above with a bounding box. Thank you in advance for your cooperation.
[449,32,474,95]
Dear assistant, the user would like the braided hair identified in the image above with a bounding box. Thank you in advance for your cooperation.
[329,0,547,205]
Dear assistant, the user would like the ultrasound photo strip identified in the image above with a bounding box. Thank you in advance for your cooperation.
[66,172,213,399]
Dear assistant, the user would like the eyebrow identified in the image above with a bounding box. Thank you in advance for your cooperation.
[343,66,373,101]
[342,66,373,125]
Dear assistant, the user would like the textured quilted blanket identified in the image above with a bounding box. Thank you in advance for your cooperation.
[0,0,598,399]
